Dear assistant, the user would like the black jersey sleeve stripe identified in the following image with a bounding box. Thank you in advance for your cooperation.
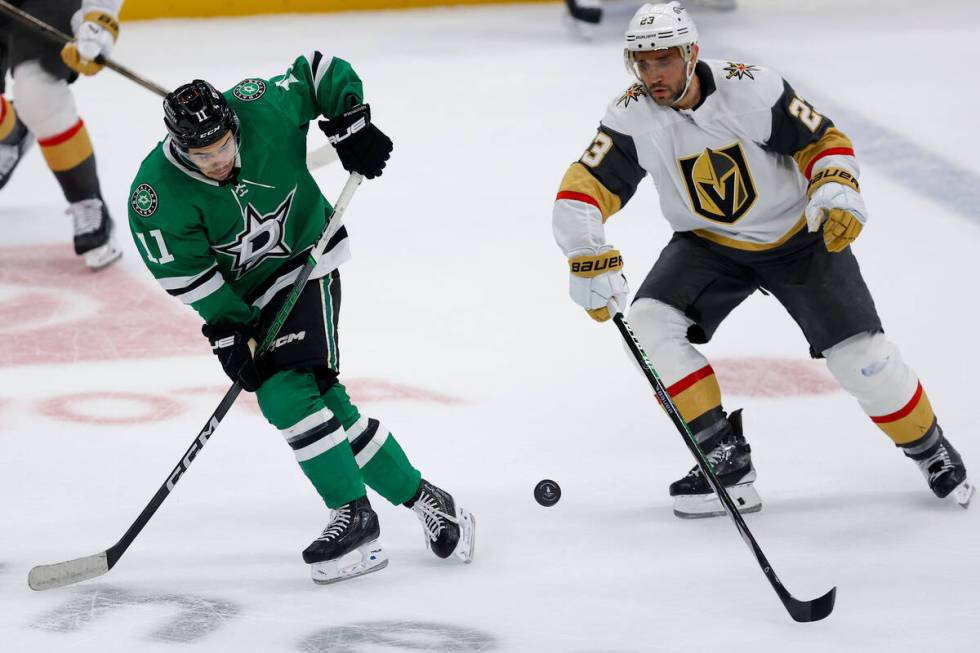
[586,124,646,209]
[765,79,834,157]
[323,224,348,254]
[310,50,324,79]
[164,267,221,297]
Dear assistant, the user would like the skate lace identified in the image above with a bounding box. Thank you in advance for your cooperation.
[316,505,352,542]
[687,441,733,478]
[918,444,955,484]
[66,199,104,236]
[412,492,456,543]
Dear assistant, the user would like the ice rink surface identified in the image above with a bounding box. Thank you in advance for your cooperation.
[2,0,980,650]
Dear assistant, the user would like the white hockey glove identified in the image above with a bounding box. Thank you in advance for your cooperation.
[805,167,867,253]
[568,247,628,322]
[61,10,120,76]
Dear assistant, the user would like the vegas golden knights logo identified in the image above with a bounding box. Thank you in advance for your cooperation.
[678,143,757,224]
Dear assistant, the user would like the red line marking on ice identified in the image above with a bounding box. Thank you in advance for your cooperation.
[713,357,839,397]
[176,378,465,413]
[27,380,461,427]
[38,392,184,425]
[0,245,205,366]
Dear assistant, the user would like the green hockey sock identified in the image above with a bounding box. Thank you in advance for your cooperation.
[256,369,365,508]
[322,382,422,505]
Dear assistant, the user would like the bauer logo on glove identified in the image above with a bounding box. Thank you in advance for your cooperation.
[570,253,623,276]
[567,248,629,322]
[318,104,393,179]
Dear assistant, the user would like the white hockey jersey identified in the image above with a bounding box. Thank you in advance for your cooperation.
[553,59,859,255]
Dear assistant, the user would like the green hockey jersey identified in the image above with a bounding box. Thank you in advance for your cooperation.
[127,52,362,326]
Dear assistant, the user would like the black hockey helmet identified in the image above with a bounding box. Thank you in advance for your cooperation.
[163,80,238,150]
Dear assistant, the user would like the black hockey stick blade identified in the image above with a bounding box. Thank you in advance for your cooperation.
[782,585,836,622]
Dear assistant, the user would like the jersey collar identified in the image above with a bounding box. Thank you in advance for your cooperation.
[163,136,242,187]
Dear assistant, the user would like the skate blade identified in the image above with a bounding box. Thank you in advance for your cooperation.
[310,542,388,585]
[454,510,476,564]
[84,242,123,271]
[952,479,975,509]
[673,483,762,519]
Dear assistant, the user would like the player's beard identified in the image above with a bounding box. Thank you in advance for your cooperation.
[207,164,234,181]
[648,79,687,107]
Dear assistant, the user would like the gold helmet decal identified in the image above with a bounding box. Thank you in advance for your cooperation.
[678,143,757,224]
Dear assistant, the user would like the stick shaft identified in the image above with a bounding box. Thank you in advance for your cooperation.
[28,174,363,590]
[0,0,169,96]
[612,312,835,621]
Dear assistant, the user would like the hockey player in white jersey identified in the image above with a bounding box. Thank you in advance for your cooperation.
[552,2,974,517]
[0,0,123,269]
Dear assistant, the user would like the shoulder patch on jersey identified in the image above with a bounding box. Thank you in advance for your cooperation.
[723,62,759,80]
[233,78,267,101]
[617,83,647,108]
[131,183,159,217]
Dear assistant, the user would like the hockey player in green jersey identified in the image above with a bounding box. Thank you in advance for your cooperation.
[127,53,474,584]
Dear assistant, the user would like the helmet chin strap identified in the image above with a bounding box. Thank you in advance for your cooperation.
[669,56,697,108]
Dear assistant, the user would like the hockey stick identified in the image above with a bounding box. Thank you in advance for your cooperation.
[306,143,339,170]
[0,1,339,171]
[0,0,169,96]
[612,312,836,623]
[27,173,364,591]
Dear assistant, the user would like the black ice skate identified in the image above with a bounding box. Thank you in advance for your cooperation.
[302,496,387,584]
[405,479,475,563]
[67,198,122,270]
[902,425,974,508]
[669,409,762,519]
[0,127,34,191]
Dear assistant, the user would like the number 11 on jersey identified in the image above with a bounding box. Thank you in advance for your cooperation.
[136,229,175,264]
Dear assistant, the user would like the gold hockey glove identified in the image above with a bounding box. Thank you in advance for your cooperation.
[821,209,864,253]
[61,11,120,76]
[805,167,867,253]
[568,248,628,322]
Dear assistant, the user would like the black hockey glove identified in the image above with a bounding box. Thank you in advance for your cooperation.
[318,104,392,179]
[201,321,264,392]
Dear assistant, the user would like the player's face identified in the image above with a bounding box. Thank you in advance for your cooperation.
[632,48,689,105]
[186,131,238,180]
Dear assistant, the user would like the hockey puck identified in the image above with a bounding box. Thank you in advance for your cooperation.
[534,479,561,507]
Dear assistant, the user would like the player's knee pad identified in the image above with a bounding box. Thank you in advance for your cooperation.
[626,298,709,386]
[824,331,918,410]
[11,62,79,139]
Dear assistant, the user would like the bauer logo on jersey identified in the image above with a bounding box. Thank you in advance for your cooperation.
[723,62,759,80]
[617,83,648,108]
[233,79,267,102]
[214,187,296,278]
[678,143,758,224]
[131,184,159,217]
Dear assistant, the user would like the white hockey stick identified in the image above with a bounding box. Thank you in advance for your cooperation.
[306,143,339,170]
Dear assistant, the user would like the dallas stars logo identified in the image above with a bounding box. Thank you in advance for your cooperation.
[617,83,648,108]
[724,62,758,80]
[131,184,158,217]
[233,78,266,101]
[214,188,296,278]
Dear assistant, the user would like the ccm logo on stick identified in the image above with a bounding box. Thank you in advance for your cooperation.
[166,417,220,491]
